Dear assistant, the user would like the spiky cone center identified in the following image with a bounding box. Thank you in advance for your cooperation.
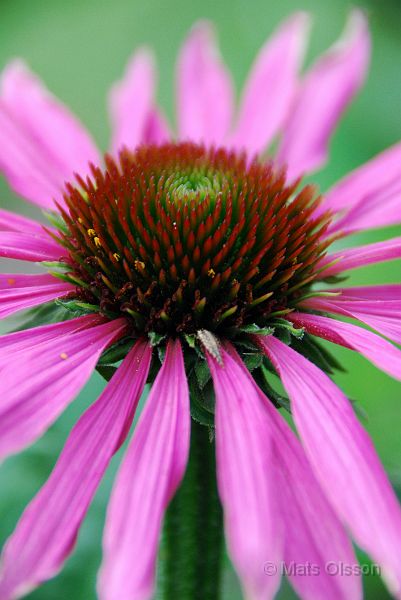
[53,143,333,337]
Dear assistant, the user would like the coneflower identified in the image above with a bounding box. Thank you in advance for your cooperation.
[1,10,401,600]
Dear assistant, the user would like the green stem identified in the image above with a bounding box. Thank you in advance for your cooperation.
[157,420,224,600]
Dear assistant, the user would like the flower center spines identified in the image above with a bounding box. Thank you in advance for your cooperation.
[52,142,332,336]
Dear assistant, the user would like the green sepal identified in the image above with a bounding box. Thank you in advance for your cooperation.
[158,344,167,364]
[148,331,167,347]
[55,298,101,315]
[274,326,291,345]
[238,323,275,336]
[10,301,76,333]
[259,364,291,412]
[194,358,211,390]
[242,352,263,372]
[98,337,135,366]
[291,333,346,375]
[147,353,163,386]
[295,290,341,303]
[272,318,304,339]
[234,337,261,353]
[41,261,70,271]
[96,365,118,382]
[312,338,346,373]
[183,334,205,359]
[182,347,215,426]
[184,333,197,349]
[259,353,276,375]
[44,210,69,233]
[189,377,215,427]
[320,274,348,284]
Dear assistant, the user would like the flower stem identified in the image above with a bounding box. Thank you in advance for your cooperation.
[157,420,224,599]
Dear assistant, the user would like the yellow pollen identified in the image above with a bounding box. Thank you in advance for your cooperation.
[87,228,96,237]
[94,237,102,248]
[207,268,216,278]
[7,278,16,285]
[78,217,83,224]
[60,352,68,360]
[113,253,121,262]
[134,260,145,271]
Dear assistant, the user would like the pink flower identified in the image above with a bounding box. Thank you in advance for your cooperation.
[0,10,401,600]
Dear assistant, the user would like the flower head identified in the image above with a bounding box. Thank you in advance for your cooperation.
[1,10,401,600]
[55,143,331,335]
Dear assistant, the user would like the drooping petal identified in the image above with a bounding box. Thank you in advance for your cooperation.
[224,344,359,599]
[320,140,401,216]
[229,12,310,156]
[177,21,234,145]
[278,10,370,180]
[98,339,190,600]
[289,311,401,381]
[269,408,361,600]
[207,347,282,600]
[0,231,64,262]
[302,295,401,345]
[259,334,401,597]
[0,318,127,462]
[0,60,100,208]
[109,49,156,153]
[317,236,401,277]
[0,340,151,600]
[0,273,73,319]
[0,209,46,235]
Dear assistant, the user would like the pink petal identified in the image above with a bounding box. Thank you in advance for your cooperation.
[269,411,361,600]
[109,49,156,153]
[207,347,282,600]
[229,13,310,156]
[0,340,151,600]
[226,345,360,600]
[98,339,190,600]
[177,21,234,145]
[142,107,171,145]
[0,209,45,235]
[259,334,401,597]
[0,109,63,209]
[289,311,401,381]
[302,295,401,345]
[0,273,73,319]
[328,176,401,235]
[0,318,127,462]
[321,140,401,216]
[278,11,370,180]
[0,272,61,289]
[0,60,100,208]
[317,236,401,277]
[326,284,401,301]
[0,231,64,262]
[0,313,105,358]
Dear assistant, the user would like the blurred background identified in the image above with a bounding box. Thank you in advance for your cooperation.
[0,0,400,598]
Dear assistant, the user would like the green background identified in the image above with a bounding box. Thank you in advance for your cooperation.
[0,0,400,598]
